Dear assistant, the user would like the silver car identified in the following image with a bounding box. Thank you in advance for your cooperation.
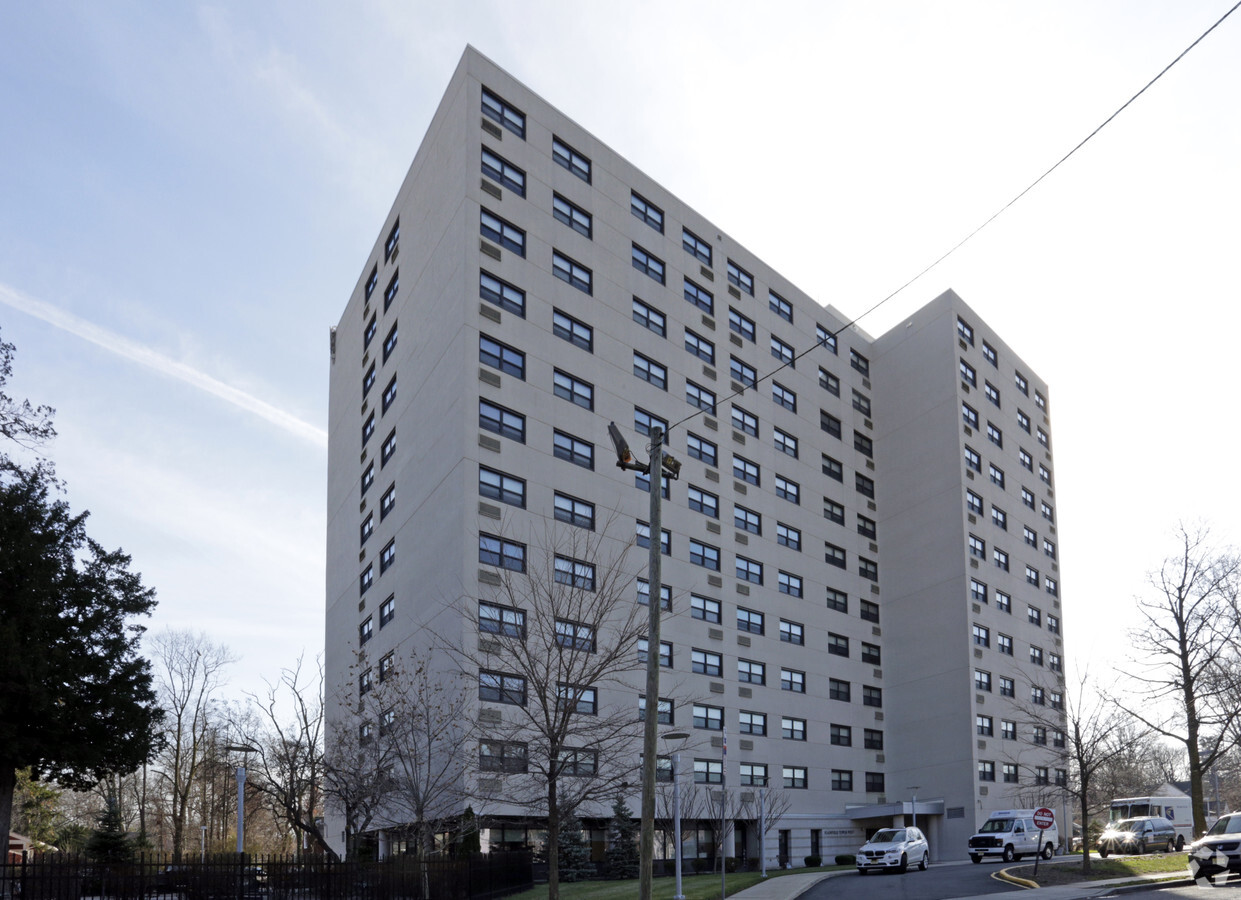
[857,826,930,874]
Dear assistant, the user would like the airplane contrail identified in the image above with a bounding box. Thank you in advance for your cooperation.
[1,282,327,448]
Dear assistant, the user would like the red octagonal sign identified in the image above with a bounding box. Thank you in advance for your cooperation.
[1033,807,1055,830]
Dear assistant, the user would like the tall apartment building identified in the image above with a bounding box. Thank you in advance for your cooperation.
[325,46,1068,865]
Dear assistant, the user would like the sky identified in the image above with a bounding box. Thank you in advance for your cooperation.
[2,1,1239,704]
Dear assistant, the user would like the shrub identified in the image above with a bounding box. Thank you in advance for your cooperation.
[835,854,856,865]
[804,855,822,867]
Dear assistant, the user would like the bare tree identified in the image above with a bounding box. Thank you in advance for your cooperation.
[1119,524,1241,834]
[237,655,335,858]
[0,329,55,455]
[450,521,645,900]
[741,787,793,868]
[150,629,236,860]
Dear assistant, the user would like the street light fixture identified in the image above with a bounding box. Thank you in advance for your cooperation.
[223,744,258,855]
[609,422,680,900]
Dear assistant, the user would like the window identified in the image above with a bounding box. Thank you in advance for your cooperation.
[1015,371,1029,395]
[1048,615,1061,635]
[960,359,977,386]
[987,422,1002,447]
[363,314,377,349]
[731,405,758,436]
[689,539,720,570]
[727,259,754,294]
[633,407,668,438]
[479,467,524,507]
[552,194,592,239]
[553,430,594,469]
[1037,426,1050,448]
[980,340,997,365]
[687,485,719,518]
[479,534,526,572]
[479,670,526,706]
[479,270,525,316]
[772,430,799,461]
[559,748,599,776]
[736,556,763,585]
[772,382,797,412]
[1031,686,1046,706]
[781,669,805,693]
[816,323,839,354]
[554,619,597,653]
[827,632,849,657]
[479,601,526,637]
[684,328,714,364]
[779,766,807,790]
[695,759,723,784]
[636,579,671,609]
[971,578,988,603]
[729,308,755,341]
[863,730,884,751]
[360,513,373,546]
[692,702,723,730]
[829,678,850,701]
[770,336,795,366]
[973,624,990,647]
[860,599,880,622]
[685,381,716,413]
[1040,463,1052,485]
[479,334,525,379]
[856,473,875,498]
[631,243,665,284]
[634,521,670,554]
[997,634,1013,656]
[1053,729,1066,748]
[985,382,1000,407]
[480,740,528,774]
[850,349,870,376]
[363,364,376,397]
[481,147,525,195]
[364,266,378,302]
[964,445,981,473]
[966,490,984,515]
[379,595,394,627]
[825,542,846,569]
[631,191,663,232]
[999,676,1015,697]
[359,667,372,695]
[382,322,398,362]
[957,316,974,345]
[632,352,667,390]
[380,484,395,519]
[554,492,594,530]
[383,218,400,262]
[1030,645,1044,667]
[821,411,842,439]
[737,659,766,685]
[361,463,375,495]
[1035,390,1046,410]
[1019,448,1033,471]
[362,413,375,447]
[359,615,372,644]
[740,763,769,787]
[830,724,852,747]
[1017,409,1031,433]
[732,454,759,486]
[822,454,843,482]
[969,534,986,559]
[1026,565,1040,586]
[638,696,674,724]
[993,548,1009,571]
[780,619,804,645]
[830,769,851,791]
[553,369,593,409]
[683,277,714,315]
[481,87,524,137]
[1051,691,1063,711]
[382,373,398,413]
[962,402,979,429]
[861,642,881,665]
[687,432,717,466]
[479,399,525,442]
[1022,487,1036,509]
[853,431,873,458]
[779,518,799,548]
[552,136,590,181]
[552,250,592,293]
[782,717,806,740]
[691,594,721,623]
[826,588,848,613]
[682,227,712,265]
[1001,720,1016,740]
[769,290,793,322]
[862,685,882,707]
[632,297,666,337]
[852,390,872,416]
[975,669,992,692]
[977,715,993,736]
[729,356,757,389]
[480,209,525,256]
[778,571,803,597]
[1042,501,1055,522]
[1001,763,1019,784]
[989,464,1005,488]
[554,555,596,590]
[978,761,996,782]
[775,475,800,504]
[379,540,396,573]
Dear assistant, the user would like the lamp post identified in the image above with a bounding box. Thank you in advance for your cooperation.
[609,423,681,900]
[662,730,690,900]
[223,744,258,855]
[907,785,920,832]
[201,825,207,863]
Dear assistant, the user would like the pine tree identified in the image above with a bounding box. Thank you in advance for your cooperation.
[85,794,133,864]
[549,813,594,883]
[459,806,481,856]
[605,797,639,879]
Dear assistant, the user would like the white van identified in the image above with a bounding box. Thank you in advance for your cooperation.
[1110,796,1193,850]
[967,809,1058,863]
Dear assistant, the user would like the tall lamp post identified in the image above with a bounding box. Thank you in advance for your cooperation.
[609,423,681,900]
[907,786,920,832]
[223,744,258,855]
[662,730,690,900]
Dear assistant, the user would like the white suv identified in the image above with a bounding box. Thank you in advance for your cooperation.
[857,826,930,874]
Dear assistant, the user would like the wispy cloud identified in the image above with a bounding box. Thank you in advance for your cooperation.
[0,282,326,447]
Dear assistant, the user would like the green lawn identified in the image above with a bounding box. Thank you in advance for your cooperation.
[1010,852,1191,886]
[506,865,846,900]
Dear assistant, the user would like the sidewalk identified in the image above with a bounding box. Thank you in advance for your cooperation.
[729,864,1194,900]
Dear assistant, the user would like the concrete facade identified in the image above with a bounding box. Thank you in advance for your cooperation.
[325,46,1068,865]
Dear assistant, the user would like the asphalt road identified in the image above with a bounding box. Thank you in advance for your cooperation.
[801,860,1024,900]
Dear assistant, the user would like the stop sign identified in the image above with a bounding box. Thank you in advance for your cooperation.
[1033,807,1055,831]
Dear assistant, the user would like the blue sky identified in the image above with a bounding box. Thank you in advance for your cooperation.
[2,1,1239,697]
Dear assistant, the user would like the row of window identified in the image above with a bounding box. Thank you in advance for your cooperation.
[972,625,1062,670]
[966,532,1059,597]
[978,761,1067,786]
[962,400,1050,450]
[973,669,1063,707]
[976,715,1067,746]
[957,315,1046,410]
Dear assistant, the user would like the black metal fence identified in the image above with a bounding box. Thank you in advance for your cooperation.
[1,853,533,900]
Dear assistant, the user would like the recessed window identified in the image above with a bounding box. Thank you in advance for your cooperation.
[553,194,592,239]
[853,431,873,459]
[982,341,997,366]
[360,513,373,546]
[1018,409,1031,433]
[781,668,806,693]
[682,227,712,265]
[769,290,792,322]
[859,558,878,581]
[775,474,800,505]
[691,594,721,623]
[1042,500,1055,522]
[631,191,663,232]
[362,364,376,397]
[965,445,981,472]
[479,270,525,316]
[633,297,666,337]
[817,324,838,354]
[379,595,394,627]
[553,430,593,470]
[821,411,842,439]
[364,266,378,302]
[970,579,987,603]
[822,454,843,482]
[780,619,804,645]
[479,466,525,508]
[978,761,995,782]
[776,522,801,550]
[1015,371,1029,395]
[479,334,525,378]
[957,317,974,345]
[632,243,665,284]
[481,87,525,138]
[969,534,986,559]
[692,651,723,678]
[555,619,597,654]
[383,271,399,310]
[553,369,593,409]
[997,634,1012,655]
[736,555,763,585]
[363,314,377,349]
[864,729,884,750]
[977,715,993,736]
[481,147,525,195]
[684,329,714,364]
[554,555,596,591]
[984,382,1000,407]
[960,359,977,386]
[685,380,716,413]
[552,250,592,293]
[731,405,758,436]
[825,542,846,569]
[772,382,797,412]
[774,428,798,458]
[1035,390,1046,410]
[684,277,714,315]
[782,717,807,740]
[850,349,870,376]
[740,763,769,787]
[687,432,717,466]
[857,515,877,539]
[552,136,590,181]
[695,759,723,783]
[827,590,848,613]
[362,413,375,447]
[634,407,668,438]
[975,669,992,692]
[633,352,668,390]
[479,534,526,572]
[479,670,526,706]
[996,591,1011,614]
[687,485,719,518]
[987,423,1002,447]
[636,639,672,667]
[636,580,671,610]
[634,520,670,554]
[727,260,754,295]
[729,308,756,342]
[480,209,525,256]
[966,490,983,514]
[732,454,759,486]
[962,402,979,430]
[770,336,795,367]
[384,219,400,262]
[737,658,765,685]
[380,484,395,520]
[778,571,803,597]
[734,504,761,535]
[989,464,1005,488]
[479,740,528,774]
[861,642,881,665]
[992,506,1007,530]
[827,632,849,657]
[1022,487,1036,509]
[730,356,757,388]
[852,390,871,416]
[829,678,850,701]
[479,399,525,443]
[554,492,595,530]
[993,548,1009,571]
[973,624,990,647]
[359,615,372,644]
[689,539,720,571]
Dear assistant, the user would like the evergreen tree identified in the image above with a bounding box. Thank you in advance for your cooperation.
[86,794,133,864]
[549,813,594,883]
[604,797,639,879]
[458,806,481,856]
